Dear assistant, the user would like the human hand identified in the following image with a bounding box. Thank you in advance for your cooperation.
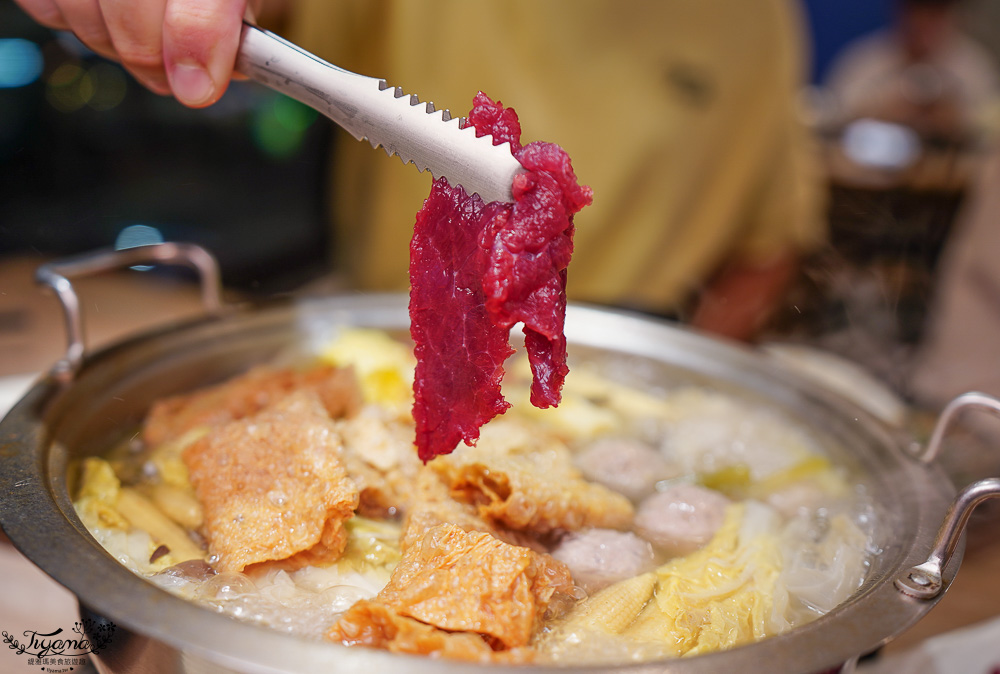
[15,0,253,107]
[689,251,799,343]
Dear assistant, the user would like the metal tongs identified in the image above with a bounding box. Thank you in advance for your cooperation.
[236,22,523,204]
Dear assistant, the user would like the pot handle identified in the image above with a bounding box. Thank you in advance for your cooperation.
[35,242,223,378]
[895,391,1000,599]
[914,391,1000,464]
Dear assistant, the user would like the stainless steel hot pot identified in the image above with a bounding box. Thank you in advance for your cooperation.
[1,243,998,674]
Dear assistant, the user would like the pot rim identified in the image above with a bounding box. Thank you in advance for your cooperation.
[0,292,962,673]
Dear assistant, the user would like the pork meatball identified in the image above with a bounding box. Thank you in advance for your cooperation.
[574,437,678,502]
[551,529,655,593]
[634,484,730,556]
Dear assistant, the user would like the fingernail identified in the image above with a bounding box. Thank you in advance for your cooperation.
[170,61,215,106]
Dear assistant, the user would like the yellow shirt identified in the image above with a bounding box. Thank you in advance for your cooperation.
[288,0,824,314]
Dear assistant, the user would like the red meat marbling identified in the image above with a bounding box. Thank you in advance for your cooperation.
[409,92,592,462]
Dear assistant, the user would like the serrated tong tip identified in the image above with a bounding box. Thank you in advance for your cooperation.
[369,81,519,199]
[236,23,523,203]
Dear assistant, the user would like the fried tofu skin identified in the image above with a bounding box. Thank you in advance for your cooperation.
[333,523,573,652]
[399,469,546,554]
[433,419,634,534]
[329,600,534,664]
[182,391,359,573]
[333,410,423,518]
[400,471,496,551]
[145,364,361,446]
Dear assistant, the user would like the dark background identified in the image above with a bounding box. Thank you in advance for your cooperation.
[1,0,997,298]
[0,0,332,294]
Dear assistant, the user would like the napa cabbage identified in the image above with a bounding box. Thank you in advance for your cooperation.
[545,498,870,663]
[320,328,414,408]
[623,501,789,656]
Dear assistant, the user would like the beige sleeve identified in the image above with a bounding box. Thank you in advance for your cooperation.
[731,0,828,264]
[734,115,828,264]
[285,0,389,74]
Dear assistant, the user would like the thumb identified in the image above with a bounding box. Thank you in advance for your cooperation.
[163,0,246,107]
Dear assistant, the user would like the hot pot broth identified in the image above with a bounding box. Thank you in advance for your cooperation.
[71,328,877,665]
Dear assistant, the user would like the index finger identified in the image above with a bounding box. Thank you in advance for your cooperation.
[15,0,69,30]
[98,0,171,94]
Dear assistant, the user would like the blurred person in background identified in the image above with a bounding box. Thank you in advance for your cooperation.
[794,0,1000,397]
[909,147,1000,450]
[824,0,1000,143]
[12,0,825,342]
